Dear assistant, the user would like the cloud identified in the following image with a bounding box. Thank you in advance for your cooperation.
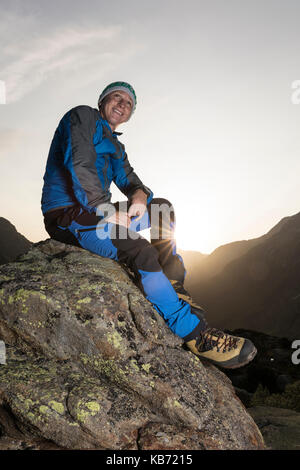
[0,9,141,103]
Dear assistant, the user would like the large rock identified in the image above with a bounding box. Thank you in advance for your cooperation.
[0,240,265,450]
[248,406,300,450]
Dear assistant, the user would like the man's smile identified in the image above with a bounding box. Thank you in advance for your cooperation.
[112,107,123,117]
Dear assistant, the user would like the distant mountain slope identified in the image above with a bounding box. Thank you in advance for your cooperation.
[0,217,32,264]
[185,211,300,339]
[182,214,296,284]
[177,249,207,280]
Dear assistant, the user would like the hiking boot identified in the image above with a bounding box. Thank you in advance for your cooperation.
[186,327,257,369]
[170,280,208,327]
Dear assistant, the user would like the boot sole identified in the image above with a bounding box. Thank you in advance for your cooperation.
[221,345,257,369]
[200,344,258,369]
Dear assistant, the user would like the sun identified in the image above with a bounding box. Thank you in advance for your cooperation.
[173,204,218,254]
[174,223,212,254]
[137,204,218,254]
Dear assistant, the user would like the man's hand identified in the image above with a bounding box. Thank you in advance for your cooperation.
[105,210,131,228]
[128,189,148,222]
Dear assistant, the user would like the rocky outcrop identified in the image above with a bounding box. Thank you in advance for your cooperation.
[248,406,300,450]
[0,217,32,265]
[222,329,300,397]
[0,240,265,450]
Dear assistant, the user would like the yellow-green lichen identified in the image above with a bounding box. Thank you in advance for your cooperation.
[39,405,50,414]
[10,288,31,303]
[0,275,14,282]
[80,354,89,365]
[130,359,140,372]
[165,397,183,409]
[77,409,89,423]
[49,400,65,415]
[77,297,92,305]
[107,331,123,350]
[76,400,100,423]
[7,289,48,314]
[173,400,182,408]
[141,363,151,373]
[24,398,35,410]
[86,401,100,412]
[77,283,102,293]
[0,289,5,305]
[79,354,127,386]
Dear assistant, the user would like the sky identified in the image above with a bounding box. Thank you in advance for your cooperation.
[0,0,300,254]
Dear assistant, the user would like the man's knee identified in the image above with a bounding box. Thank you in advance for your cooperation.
[112,234,161,272]
[148,198,175,239]
[149,198,174,210]
[134,240,161,272]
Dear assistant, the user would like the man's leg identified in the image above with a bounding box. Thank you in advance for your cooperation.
[130,198,208,319]
[44,205,206,341]
[44,204,257,369]
[129,198,257,369]
[131,197,186,283]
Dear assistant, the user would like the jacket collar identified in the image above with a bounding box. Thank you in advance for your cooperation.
[98,112,123,137]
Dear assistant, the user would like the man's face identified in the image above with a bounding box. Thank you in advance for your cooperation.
[100,90,133,130]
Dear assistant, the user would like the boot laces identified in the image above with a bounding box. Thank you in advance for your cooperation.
[195,328,239,353]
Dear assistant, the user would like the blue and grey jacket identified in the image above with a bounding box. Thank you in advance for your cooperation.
[41,105,153,216]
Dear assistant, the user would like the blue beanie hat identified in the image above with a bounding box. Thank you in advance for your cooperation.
[98,81,137,115]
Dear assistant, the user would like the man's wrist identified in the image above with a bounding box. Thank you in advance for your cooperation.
[131,188,148,203]
[132,188,147,197]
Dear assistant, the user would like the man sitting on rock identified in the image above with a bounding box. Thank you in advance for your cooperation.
[41,81,257,369]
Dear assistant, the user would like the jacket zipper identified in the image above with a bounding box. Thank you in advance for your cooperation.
[75,227,98,233]
[74,224,107,239]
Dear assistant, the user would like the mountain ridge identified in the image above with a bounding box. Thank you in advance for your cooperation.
[183,211,300,339]
[180,211,300,282]
[0,217,32,265]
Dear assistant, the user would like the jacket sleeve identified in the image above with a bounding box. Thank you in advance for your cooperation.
[111,141,153,204]
[61,106,113,216]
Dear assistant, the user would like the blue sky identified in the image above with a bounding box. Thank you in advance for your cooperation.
[1,0,300,253]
